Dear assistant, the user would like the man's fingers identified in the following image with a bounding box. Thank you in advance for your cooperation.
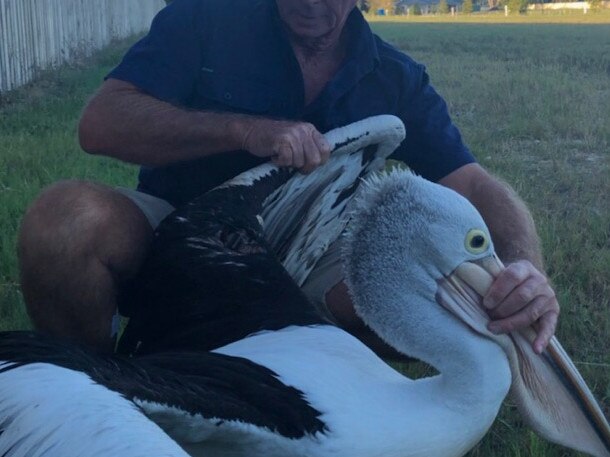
[272,143,293,167]
[243,119,328,172]
[488,295,553,334]
[533,310,559,354]
[300,134,322,174]
[301,129,331,173]
[483,261,531,309]
[292,142,305,169]
[313,130,331,164]
[484,259,560,354]
[489,276,548,319]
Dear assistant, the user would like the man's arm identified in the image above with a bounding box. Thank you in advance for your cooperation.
[78,79,330,172]
[439,163,559,354]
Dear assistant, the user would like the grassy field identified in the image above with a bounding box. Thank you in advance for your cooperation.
[1,19,609,457]
[368,8,610,24]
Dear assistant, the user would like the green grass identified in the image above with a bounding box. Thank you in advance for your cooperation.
[1,22,609,457]
[372,21,610,456]
[368,8,610,23]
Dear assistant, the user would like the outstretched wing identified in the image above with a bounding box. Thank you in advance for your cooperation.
[261,115,406,286]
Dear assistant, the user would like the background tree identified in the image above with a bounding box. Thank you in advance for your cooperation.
[438,0,450,13]
[462,0,474,13]
[368,0,396,13]
[412,3,423,14]
[588,0,601,9]
[395,3,408,13]
[508,0,528,13]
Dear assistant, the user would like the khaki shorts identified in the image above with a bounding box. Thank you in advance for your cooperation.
[116,187,175,229]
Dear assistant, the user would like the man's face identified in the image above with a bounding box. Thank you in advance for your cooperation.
[276,0,358,40]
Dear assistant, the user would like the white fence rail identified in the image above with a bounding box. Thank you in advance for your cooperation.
[528,1,610,9]
[0,0,165,93]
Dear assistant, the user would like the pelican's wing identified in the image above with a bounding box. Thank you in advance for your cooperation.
[0,331,326,454]
[117,115,405,354]
[116,164,323,355]
[0,333,190,457]
[260,115,405,287]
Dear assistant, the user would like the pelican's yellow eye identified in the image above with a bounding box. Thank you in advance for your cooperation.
[465,229,489,254]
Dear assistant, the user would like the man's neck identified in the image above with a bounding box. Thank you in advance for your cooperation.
[289,26,348,63]
[290,32,348,106]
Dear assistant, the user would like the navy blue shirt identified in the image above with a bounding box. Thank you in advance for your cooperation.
[107,0,475,207]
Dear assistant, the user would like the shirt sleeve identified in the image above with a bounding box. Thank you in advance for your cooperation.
[105,0,205,105]
[391,64,476,182]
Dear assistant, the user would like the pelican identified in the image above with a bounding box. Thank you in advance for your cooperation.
[0,116,608,457]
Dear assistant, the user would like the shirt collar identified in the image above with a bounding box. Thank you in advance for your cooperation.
[344,8,379,72]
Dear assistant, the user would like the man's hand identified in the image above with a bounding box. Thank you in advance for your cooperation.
[241,118,331,173]
[484,260,559,354]
[439,164,559,355]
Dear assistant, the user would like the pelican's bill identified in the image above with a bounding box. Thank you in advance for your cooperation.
[436,255,610,457]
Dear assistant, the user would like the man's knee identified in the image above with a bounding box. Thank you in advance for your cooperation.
[19,180,151,270]
[18,180,154,311]
[18,180,154,348]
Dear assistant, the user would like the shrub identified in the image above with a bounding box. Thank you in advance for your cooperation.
[508,0,528,13]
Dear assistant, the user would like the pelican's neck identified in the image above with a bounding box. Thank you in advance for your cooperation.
[432,329,511,411]
[352,280,511,412]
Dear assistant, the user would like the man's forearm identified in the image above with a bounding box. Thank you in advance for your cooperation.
[469,175,544,270]
[79,79,331,172]
[79,79,249,166]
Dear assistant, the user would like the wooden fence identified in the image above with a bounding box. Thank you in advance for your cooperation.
[0,0,165,93]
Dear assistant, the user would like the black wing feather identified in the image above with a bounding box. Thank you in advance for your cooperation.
[117,168,327,356]
[0,331,327,439]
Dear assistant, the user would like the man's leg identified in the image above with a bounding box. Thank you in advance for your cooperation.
[17,180,167,352]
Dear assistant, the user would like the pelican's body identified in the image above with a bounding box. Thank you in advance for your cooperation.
[0,116,608,457]
[0,326,509,457]
[202,324,509,457]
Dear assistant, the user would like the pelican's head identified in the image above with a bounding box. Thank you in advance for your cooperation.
[343,170,497,361]
[344,169,494,287]
[342,169,610,457]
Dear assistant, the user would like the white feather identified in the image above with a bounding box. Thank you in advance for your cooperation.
[0,362,190,457]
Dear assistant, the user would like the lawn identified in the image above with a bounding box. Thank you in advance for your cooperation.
[368,8,610,24]
[0,19,609,457]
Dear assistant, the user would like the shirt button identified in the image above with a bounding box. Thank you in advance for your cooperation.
[224,92,232,101]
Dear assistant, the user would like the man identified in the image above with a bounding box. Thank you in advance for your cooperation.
[18,0,558,355]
